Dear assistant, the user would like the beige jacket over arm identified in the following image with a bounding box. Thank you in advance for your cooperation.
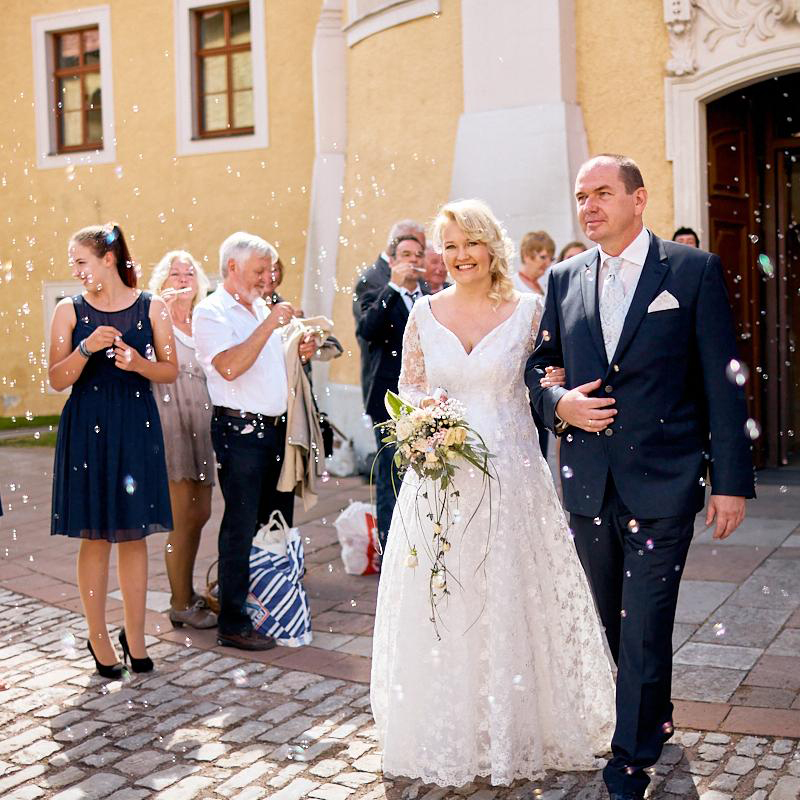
[277,316,337,510]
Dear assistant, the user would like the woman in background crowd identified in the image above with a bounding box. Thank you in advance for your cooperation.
[557,240,587,262]
[49,223,176,677]
[513,230,555,296]
[264,257,287,306]
[149,251,217,630]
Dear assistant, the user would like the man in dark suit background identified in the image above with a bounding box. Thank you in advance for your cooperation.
[356,231,428,550]
[527,154,755,800]
[353,220,426,404]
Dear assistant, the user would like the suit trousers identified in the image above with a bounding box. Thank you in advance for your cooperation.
[211,413,295,636]
[373,424,399,551]
[570,475,694,797]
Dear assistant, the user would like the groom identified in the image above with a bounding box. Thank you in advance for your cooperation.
[526,154,754,800]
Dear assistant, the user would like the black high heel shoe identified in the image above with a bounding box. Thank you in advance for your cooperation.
[118,628,154,673]
[86,640,125,680]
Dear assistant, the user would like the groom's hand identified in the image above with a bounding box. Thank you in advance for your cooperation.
[706,494,746,540]
[554,378,617,433]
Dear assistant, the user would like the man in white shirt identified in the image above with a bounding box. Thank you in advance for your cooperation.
[194,232,316,651]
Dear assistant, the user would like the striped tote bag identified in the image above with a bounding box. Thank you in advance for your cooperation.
[245,511,313,647]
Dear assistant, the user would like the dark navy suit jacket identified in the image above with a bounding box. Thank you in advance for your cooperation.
[356,281,429,424]
[353,255,390,404]
[525,233,755,519]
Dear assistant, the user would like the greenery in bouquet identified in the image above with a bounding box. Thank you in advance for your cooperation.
[377,390,495,638]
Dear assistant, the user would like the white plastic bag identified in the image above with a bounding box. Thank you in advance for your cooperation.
[333,501,380,575]
[252,511,289,558]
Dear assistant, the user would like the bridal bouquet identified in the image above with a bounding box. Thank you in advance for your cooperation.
[380,390,494,636]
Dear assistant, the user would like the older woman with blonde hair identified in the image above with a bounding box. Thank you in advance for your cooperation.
[149,251,217,629]
[370,199,614,788]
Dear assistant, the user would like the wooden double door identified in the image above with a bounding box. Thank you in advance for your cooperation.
[707,72,800,468]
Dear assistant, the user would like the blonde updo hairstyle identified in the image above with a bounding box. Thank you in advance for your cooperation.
[148,250,210,308]
[430,199,515,308]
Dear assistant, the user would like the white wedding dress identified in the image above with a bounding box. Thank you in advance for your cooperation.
[371,292,616,787]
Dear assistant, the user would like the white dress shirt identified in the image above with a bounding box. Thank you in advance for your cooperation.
[193,286,288,416]
[597,226,651,299]
[387,282,422,312]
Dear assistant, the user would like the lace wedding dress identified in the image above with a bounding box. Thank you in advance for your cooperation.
[371,292,616,787]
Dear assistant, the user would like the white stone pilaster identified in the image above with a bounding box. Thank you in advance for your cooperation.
[451,0,589,249]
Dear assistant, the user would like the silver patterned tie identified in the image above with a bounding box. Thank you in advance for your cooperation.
[599,257,626,361]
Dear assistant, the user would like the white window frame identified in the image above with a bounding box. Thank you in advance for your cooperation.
[344,0,440,47]
[174,0,268,156]
[31,6,116,170]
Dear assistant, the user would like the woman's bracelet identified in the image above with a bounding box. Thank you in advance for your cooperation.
[78,339,92,358]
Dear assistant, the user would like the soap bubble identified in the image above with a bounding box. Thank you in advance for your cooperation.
[232,668,247,687]
[725,359,750,387]
[744,418,761,440]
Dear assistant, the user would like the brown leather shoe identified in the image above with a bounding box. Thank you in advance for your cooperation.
[169,601,218,630]
[216,629,277,651]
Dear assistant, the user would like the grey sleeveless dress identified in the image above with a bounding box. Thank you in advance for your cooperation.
[154,327,215,485]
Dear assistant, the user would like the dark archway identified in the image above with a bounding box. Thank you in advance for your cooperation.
[707,72,800,468]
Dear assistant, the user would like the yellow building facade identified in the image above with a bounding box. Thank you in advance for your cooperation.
[2,0,799,464]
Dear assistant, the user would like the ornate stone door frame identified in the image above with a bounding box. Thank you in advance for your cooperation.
[663,1,800,239]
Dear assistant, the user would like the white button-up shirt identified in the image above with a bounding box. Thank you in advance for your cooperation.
[387,281,422,312]
[597,226,651,297]
[193,286,288,416]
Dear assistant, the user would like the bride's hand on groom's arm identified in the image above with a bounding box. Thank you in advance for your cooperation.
[705,494,746,540]
[553,378,617,433]
[539,366,566,388]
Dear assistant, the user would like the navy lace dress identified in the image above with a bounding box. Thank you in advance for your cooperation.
[51,292,173,541]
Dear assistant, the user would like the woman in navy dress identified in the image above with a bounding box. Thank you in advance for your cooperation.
[49,223,177,678]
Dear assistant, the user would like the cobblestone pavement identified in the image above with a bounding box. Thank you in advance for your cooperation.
[3,447,800,797]
[2,588,800,800]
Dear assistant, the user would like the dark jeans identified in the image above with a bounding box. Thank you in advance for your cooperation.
[373,424,399,551]
[570,476,694,798]
[210,413,295,636]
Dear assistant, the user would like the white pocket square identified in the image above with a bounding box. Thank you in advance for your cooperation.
[647,290,679,313]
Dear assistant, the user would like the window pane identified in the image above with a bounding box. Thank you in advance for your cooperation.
[61,111,82,147]
[87,107,102,143]
[84,72,102,112]
[57,33,80,68]
[232,90,253,128]
[203,94,229,131]
[202,54,227,94]
[231,5,251,44]
[83,29,100,64]
[199,10,225,49]
[59,75,82,112]
[231,51,252,90]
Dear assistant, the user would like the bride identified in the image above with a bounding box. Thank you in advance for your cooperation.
[371,199,616,787]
